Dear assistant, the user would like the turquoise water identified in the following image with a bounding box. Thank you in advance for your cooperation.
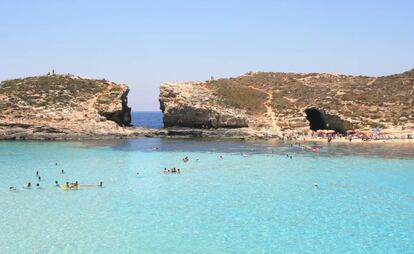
[0,139,413,253]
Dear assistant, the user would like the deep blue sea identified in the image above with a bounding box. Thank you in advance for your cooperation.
[131,111,163,129]
[0,138,413,253]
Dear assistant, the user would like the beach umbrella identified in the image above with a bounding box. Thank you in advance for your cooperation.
[372,128,381,133]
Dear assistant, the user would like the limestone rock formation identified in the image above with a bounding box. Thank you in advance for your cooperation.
[159,69,414,134]
[0,74,133,139]
[160,82,248,128]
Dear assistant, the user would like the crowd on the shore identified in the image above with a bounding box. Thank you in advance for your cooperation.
[281,129,414,143]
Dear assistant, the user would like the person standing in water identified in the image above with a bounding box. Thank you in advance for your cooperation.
[61,169,65,174]
[27,182,32,188]
[99,181,103,187]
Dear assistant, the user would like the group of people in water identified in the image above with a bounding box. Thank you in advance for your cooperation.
[162,155,224,174]
[10,170,48,191]
[163,167,180,174]
[63,181,79,188]
[8,162,103,191]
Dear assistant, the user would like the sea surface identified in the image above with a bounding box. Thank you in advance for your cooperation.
[131,111,163,129]
[0,139,414,253]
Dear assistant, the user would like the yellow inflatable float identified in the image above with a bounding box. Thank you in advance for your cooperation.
[59,184,80,190]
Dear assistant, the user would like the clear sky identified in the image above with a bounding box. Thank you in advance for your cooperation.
[1,0,413,111]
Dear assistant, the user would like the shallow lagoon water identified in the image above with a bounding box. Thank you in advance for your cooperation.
[0,139,413,253]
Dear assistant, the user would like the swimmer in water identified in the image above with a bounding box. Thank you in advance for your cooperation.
[38,176,41,181]
[61,169,65,174]
[55,180,59,186]
[36,183,41,189]
[36,171,39,176]
[196,159,200,162]
[55,162,58,166]
[27,182,32,188]
[314,182,318,188]
[136,172,139,176]
[99,181,103,187]
[219,155,224,160]
[9,186,17,191]
[290,156,292,159]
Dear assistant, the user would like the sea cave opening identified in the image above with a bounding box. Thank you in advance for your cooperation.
[305,108,327,131]
[304,108,349,134]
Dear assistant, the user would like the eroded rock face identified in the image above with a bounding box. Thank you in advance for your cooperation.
[159,69,414,134]
[96,87,131,126]
[0,74,132,136]
[160,82,248,128]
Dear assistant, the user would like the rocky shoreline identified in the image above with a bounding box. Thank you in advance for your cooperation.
[2,125,413,145]
[0,125,269,141]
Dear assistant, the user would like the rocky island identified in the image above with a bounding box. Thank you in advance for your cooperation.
[160,69,414,139]
[0,74,155,140]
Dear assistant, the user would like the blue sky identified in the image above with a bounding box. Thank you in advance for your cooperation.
[1,0,413,110]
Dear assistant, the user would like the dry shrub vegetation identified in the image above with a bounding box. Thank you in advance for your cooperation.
[205,69,414,127]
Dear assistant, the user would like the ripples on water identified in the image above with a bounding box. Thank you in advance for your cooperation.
[0,138,413,253]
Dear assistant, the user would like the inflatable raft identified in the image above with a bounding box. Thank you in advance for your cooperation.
[59,184,80,190]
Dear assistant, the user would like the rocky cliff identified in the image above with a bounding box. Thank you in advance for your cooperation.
[159,69,414,135]
[0,74,134,139]
[160,82,248,129]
